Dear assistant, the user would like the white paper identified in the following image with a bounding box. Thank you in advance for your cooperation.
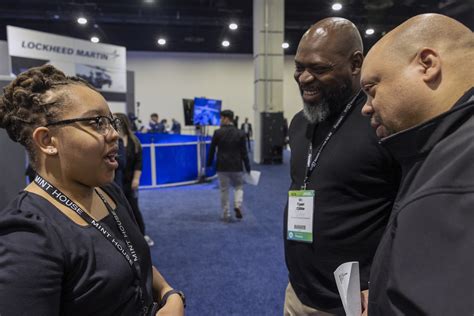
[334,261,361,316]
[243,170,261,186]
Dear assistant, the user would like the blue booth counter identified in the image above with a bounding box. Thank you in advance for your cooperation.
[136,133,217,188]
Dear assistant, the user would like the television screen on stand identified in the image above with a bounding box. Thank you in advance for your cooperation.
[193,97,222,126]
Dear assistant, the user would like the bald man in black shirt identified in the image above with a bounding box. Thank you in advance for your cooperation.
[284,17,400,315]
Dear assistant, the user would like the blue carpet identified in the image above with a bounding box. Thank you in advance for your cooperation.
[139,150,291,315]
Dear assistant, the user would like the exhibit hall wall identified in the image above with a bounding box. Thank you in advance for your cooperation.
[127,51,302,133]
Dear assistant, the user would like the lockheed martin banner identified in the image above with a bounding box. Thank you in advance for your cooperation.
[7,26,126,93]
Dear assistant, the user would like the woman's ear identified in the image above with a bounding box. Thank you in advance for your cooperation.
[32,127,57,155]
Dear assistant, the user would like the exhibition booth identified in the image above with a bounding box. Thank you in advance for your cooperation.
[137,133,217,188]
[137,96,221,188]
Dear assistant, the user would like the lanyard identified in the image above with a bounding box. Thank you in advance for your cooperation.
[33,174,149,314]
[302,90,362,190]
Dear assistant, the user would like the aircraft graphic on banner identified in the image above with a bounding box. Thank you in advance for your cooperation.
[76,65,113,90]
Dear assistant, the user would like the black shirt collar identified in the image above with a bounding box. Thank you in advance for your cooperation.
[381,87,474,163]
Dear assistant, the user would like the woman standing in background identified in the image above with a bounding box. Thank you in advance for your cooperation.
[114,112,154,246]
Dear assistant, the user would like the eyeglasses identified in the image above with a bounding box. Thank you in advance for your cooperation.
[45,116,122,136]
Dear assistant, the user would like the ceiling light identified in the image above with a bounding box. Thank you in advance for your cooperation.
[157,38,166,46]
[332,3,343,11]
[77,17,87,25]
[229,23,238,30]
[222,40,230,47]
[365,28,375,35]
[144,0,155,3]
[282,42,289,49]
[90,36,99,43]
[53,14,60,20]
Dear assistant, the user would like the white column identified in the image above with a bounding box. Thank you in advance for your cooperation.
[253,0,284,163]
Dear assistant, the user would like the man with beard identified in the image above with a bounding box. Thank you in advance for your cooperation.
[361,14,474,315]
[284,17,400,315]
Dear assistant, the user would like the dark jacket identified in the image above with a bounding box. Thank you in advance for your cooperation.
[123,136,142,185]
[369,88,474,315]
[113,138,127,189]
[240,122,253,137]
[148,121,165,133]
[284,93,400,313]
[207,124,251,172]
[171,122,181,134]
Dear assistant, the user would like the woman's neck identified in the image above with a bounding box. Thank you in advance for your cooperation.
[33,171,95,210]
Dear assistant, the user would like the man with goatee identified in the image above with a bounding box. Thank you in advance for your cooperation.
[283,17,400,315]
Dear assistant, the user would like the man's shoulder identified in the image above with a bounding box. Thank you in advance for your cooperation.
[212,127,222,137]
[215,125,229,132]
[289,110,307,133]
[292,109,307,121]
[213,126,233,136]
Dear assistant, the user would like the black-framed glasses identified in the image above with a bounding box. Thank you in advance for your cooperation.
[45,116,122,136]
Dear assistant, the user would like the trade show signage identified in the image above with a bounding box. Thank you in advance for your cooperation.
[7,26,126,93]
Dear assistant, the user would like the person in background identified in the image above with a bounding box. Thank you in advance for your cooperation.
[282,117,289,150]
[113,135,126,190]
[114,112,154,247]
[160,119,169,133]
[360,14,474,315]
[284,18,400,315]
[148,113,164,133]
[171,118,181,134]
[233,115,239,128]
[128,112,140,132]
[0,64,185,315]
[149,113,160,131]
[207,110,251,222]
[240,117,252,151]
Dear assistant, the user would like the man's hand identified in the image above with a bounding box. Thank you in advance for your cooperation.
[361,289,369,316]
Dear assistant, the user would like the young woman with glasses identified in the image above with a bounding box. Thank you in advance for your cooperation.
[0,65,185,315]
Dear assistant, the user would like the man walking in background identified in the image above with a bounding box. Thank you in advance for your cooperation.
[284,18,400,315]
[360,14,474,315]
[240,117,253,151]
[207,110,251,222]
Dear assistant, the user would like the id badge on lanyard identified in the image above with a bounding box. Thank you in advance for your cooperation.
[287,190,314,243]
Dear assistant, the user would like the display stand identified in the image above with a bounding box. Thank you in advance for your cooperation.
[136,133,216,188]
[196,125,208,183]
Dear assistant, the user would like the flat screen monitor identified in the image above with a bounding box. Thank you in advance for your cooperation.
[193,97,221,126]
[182,98,194,126]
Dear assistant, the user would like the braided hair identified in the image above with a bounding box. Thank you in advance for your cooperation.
[0,64,91,167]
